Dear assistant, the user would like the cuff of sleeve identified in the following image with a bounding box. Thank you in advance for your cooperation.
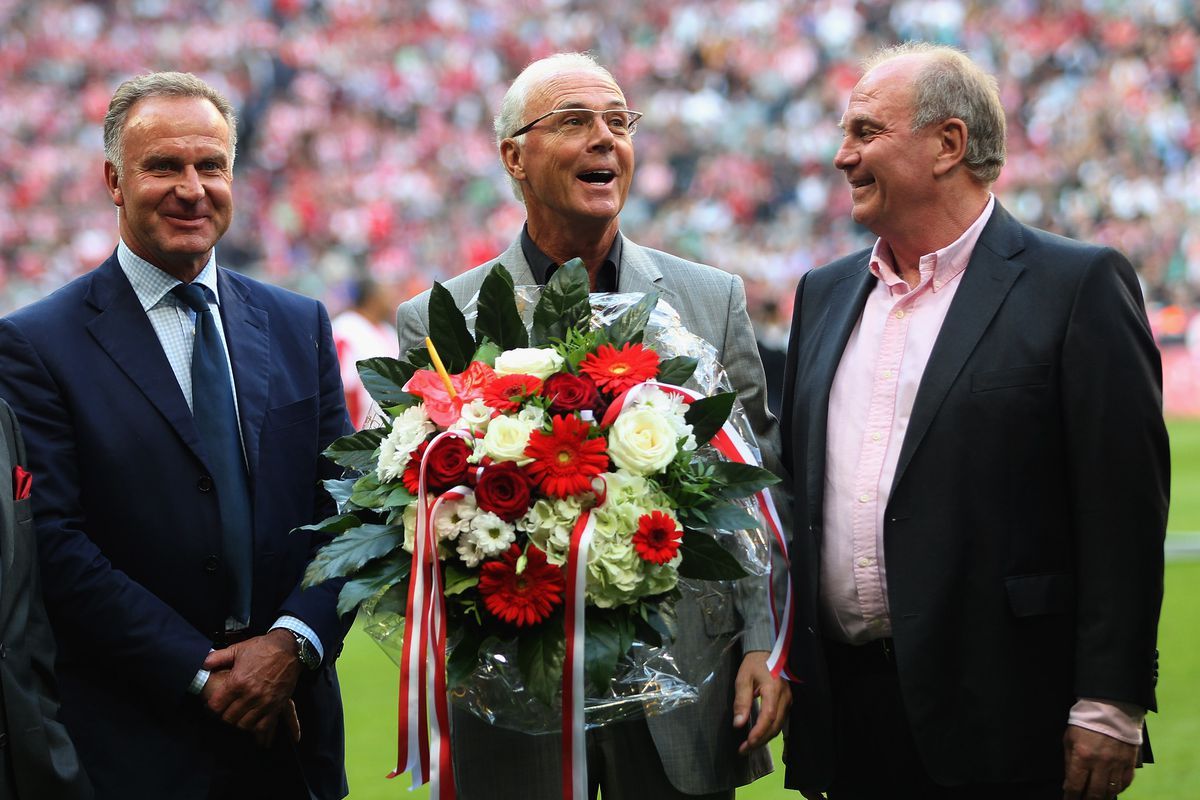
[189,668,210,695]
[1068,698,1145,746]
[272,615,326,663]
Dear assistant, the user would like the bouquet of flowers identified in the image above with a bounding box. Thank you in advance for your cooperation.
[302,260,785,794]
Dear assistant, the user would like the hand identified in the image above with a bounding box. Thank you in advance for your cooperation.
[1063,726,1138,799]
[201,629,303,744]
[732,650,791,754]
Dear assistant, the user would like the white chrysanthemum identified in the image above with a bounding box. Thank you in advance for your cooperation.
[607,407,678,475]
[434,494,477,540]
[377,404,435,482]
[480,413,539,465]
[457,535,485,568]
[517,404,546,426]
[466,512,516,557]
[493,347,565,380]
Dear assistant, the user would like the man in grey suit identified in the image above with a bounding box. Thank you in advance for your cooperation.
[0,398,92,800]
[396,52,790,799]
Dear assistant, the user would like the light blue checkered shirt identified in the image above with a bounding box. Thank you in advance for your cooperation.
[116,242,325,689]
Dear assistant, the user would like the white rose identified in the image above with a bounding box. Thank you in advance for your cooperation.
[493,347,564,380]
[454,398,493,434]
[480,414,539,465]
[607,407,678,475]
[377,405,435,483]
[633,387,696,451]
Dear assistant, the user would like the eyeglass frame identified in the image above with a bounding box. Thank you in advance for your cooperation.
[507,107,644,139]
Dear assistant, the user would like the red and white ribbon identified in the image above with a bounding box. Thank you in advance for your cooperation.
[561,508,597,800]
[602,381,795,679]
[390,430,469,798]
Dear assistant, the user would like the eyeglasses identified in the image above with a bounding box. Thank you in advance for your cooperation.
[509,107,644,139]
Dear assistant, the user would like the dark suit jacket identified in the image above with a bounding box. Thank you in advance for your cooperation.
[780,204,1168,790]
[0,399,91,799]
[0,254,353,799]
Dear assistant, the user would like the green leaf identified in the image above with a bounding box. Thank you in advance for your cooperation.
[517,618,566,706]
[357,357,418,408]
[335,555,411,616]
[532,259,590,346]
[427,282,476,373]
[677,530,749,580]
[472,340,501,367]
[709,462,780,500]
[303,523,404,587]
[475,264,529,350]
[584,610,635,692]
[296,513,363,537]
[604,290,658,347]
[348,471,389,510]
[656,356,698,387]
[375,581,409,617]
[631,605,665,647]
[685,392,736,446]
[323,477,358,513]
[323,429,385,471]
[446,625,488,686]
[687,502,761,533]
[444,561,479,596]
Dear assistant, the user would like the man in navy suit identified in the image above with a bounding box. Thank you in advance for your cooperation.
[781,44,1167,799]
[0,72,352,799]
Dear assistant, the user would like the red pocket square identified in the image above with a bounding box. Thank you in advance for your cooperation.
[13,465,31,501]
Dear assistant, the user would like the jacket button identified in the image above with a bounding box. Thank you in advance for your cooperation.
[197,476,214,492]
[204,555,220,573]
[0,642,6,659]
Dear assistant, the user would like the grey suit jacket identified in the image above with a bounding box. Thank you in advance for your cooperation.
[0,399,91,800]
[396,233,780,794]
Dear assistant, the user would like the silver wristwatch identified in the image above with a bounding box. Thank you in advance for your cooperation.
[292,631,320,671]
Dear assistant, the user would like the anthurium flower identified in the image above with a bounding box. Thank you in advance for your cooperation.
[404,360,496,427]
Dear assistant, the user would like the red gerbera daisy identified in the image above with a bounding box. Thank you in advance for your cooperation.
[632,510,683,565]
[478,544,565,627]
[524,414,609,498]
[483,373,543,413]
[579,343,659,394]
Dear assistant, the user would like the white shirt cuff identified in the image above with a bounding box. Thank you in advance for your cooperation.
[271,615,325,663]
[1068,698,1145,745]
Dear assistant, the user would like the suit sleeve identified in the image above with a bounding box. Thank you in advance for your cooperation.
[278,302,356,662]
[1060,248,1167,710]
[395,294,429,359]
[0,319,213,703]
[718,273,790,654]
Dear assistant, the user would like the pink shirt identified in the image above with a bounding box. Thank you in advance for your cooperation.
[821,195,1143,744]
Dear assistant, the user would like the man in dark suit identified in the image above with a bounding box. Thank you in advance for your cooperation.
[781,43,1168,799]
[0,72,352,799]
[0,398,91,799]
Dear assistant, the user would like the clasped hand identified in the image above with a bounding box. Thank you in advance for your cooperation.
[201,628,302,748]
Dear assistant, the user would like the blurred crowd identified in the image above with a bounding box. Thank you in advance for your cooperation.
[3,0,1199,410]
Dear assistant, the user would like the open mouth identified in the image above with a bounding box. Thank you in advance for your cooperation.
[578,170,615,185]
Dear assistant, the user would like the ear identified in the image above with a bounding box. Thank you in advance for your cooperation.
[500,138,526,183]
[104,161,124,207]
[932,118,968,177]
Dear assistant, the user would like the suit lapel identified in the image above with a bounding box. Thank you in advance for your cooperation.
[0,412,13,583]
[85,257,208,465]
[804,263,874,524]
[218,270,270,486]
[617,236,674,305]
[891,205,1027,490]
[494,239,536,286]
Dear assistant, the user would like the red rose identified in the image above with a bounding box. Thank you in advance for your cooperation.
[542,372,600,416]
[402,436,471,494]
[474,461,533,521]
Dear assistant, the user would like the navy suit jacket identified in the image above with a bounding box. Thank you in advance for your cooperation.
[0,253,353,799]
[780,204,1168,789]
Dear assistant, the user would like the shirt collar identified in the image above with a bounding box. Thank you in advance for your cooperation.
[117,240,221,311]
[869,194,996,294]
[519,224,622,292]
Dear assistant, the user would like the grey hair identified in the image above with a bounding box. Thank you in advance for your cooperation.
[865,42,1007,185]
[493,52,621,202]
[103,72,238,174]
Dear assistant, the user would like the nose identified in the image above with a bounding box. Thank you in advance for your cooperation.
[833,137,858,171]
[586,113,617,150]
[175,166,205,201]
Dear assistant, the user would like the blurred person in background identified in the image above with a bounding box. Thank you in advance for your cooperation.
[781,43,1168,800]
[0,72,353,800]
[396,51,790,800]
[332,276,399,429]
[0,398,91,799]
